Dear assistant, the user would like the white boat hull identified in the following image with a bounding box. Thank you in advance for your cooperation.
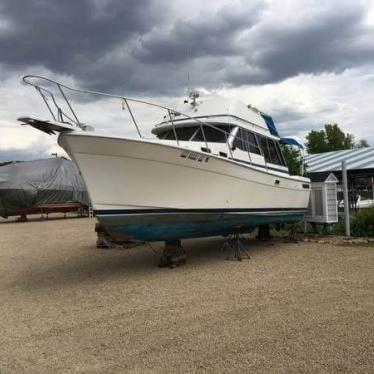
[59,133,310,241]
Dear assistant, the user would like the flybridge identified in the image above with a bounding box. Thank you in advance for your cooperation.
[20,76,280,136]
[19,75,282,162]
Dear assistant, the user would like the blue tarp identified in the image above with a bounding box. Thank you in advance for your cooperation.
[280,137,304,149]
[260,114,279,137]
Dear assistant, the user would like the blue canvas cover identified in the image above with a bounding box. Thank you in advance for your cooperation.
[260,114,279,137]
[280,137,304,149]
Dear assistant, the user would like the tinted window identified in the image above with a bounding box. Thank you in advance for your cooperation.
[164,130,175,140]
[233,128,245,151]
[193,125,232,143]
[246,131,261,155]
[234,129,262,155]
[275,142,286,166]
[267,139,282,165]
[257,135,285,165]
[176,126,199,140]
[158,127,199,141]
[203,125,229,142]
[258,135,271,162]
[158,124,232,143]
[192,127,205,141]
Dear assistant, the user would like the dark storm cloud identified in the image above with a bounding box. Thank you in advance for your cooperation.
[133,2,263,64]
[0,0,158,73]
[226,3,374,85]
[0,0,373,95]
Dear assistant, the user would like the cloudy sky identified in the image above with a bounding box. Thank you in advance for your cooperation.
[1,0,374,161]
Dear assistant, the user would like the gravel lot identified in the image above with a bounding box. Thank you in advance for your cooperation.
[0,216,373,373]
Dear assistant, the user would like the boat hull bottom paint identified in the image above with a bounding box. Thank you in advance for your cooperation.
[96,210,305,242]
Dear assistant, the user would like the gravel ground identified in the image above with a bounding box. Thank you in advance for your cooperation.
[0,216,373,373]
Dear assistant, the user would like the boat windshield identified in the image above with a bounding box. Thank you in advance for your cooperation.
[157,125,233,143]
[256,134,286,166]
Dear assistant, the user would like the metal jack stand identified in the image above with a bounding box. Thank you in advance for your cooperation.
[159,240,186,268]
[222,234,251,261]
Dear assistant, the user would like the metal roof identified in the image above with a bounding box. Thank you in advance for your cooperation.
[305,147,374,173]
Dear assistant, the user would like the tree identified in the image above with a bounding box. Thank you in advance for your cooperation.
[0,161,18,167]
[305,123,366,154]
[305,130,328,154]
[324,124,354,150]
[356,139,369,148]
[281,145,303,175]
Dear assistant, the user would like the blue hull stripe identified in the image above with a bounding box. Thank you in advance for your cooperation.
[95,207,307,216]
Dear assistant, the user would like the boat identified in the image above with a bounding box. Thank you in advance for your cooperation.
[18,76,311,246]
[0,157,89,220]
[338,195,374,210]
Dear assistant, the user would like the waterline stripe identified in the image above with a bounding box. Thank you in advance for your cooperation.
[95,207,307,216]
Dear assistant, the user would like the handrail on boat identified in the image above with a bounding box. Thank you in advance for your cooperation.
[22,75,268,163]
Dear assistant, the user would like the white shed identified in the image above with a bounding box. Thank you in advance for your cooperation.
[305,173,338,224]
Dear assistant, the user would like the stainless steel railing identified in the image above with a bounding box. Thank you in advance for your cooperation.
[22,75,264,163]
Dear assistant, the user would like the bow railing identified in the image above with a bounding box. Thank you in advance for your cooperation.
[22,75,267,163]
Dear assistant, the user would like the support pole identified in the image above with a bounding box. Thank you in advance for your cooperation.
[258,224,270,241]
[342,160,350,237]
[159,240,186,268]
[124,99,142,138]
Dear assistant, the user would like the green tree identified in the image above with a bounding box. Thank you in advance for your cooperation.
[305,123,365,154]
[305,130,328,154]
[324,124,354,150]
[356,139,369,148]
[0,161,15,167]
[281,145,303,175]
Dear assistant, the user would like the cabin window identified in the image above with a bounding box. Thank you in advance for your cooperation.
[258,135,270,162]
[233,129,245,150]
[233,128,261,155]
[157,127,195,140]
[245,131,261,155]
[275,142,287,166]
[175,126,199,141]
[157,124,232,143]
[191,127,204,141]
[267,139,282,165]
[163,130,176,140]
[257,134,285,166]
[191,125,232,143]
[202,125,231,142]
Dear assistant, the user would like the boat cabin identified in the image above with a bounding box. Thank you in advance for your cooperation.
[151,94,289,174]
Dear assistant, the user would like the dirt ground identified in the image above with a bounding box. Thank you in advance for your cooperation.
[0,216,373,373]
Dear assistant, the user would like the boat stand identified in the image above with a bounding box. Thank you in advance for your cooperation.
[222,233,251,261]
[159,240,186,268]
[257,224,270,241]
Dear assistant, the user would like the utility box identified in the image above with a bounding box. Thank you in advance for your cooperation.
[305,173,338,224]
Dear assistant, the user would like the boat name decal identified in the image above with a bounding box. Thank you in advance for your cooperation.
[180,150,209,163]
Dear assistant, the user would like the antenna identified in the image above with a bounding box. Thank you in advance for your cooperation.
[185,47,191,97]
[187,71,190,94]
